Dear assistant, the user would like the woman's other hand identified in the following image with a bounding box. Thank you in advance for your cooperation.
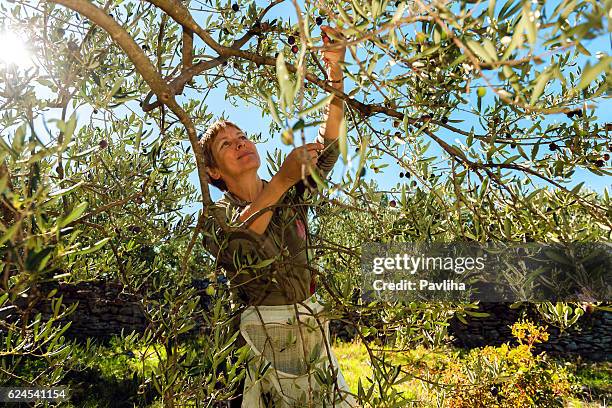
[320,25,346,75]
[276,142,324,187]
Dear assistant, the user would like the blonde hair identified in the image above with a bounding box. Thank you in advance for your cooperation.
[198,119,243,192]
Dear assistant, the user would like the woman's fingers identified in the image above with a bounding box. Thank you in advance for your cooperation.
[302,143,324,154]
[302,150,319,162]
[298,152,319,171]
[320,28,346,67]
[295,143,324,165]
[298,148,310,162]
[306,155,318,172]
[298,147,318,162]
[321,25,346,41]
[321,26,342,46]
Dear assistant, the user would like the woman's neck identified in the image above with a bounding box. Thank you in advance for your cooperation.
[226,173,264,203]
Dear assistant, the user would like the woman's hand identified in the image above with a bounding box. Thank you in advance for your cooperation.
[320,25,347,79]
[317,25,346,143]
[276,142,324,187]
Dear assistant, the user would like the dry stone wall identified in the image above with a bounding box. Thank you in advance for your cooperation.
[3,280,609,361]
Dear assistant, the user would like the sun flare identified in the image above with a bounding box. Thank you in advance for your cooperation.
[0,30,33,69]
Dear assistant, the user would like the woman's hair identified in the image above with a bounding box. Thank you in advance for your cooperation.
[198,119,243,192]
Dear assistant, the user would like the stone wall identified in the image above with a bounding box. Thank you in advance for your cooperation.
[3,280,610,361]
[7,281,147,339]
[2,279,211,344]
[447,302,611,362]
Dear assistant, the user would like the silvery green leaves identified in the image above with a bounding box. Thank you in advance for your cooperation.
[529,68,552,106]
[575,56,612,92]
[299,93,334,116]
[467,39,498,64]
[263,90,284,128]
[276,52,297,113]
[338,116,348,164]
[273,51,339,147]
[0,123,27,160]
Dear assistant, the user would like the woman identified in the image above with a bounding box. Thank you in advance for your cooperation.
[199,26,359,407]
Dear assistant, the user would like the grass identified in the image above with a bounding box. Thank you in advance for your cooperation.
[332,338,611,407]
[574,361,611,392]
[65,337,166,378]
[6,335,610,407]
[333,337,449,405]
[568,358,612,402]
[333,338,482,407]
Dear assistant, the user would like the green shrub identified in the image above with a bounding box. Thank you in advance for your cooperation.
[446,319,576,408]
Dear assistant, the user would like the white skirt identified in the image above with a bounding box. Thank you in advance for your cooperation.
[239,295,360,408]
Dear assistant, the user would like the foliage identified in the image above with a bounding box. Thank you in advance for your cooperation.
[446,319,576,408]
[1,0,611,405]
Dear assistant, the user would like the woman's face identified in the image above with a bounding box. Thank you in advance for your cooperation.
[207,126,260,183]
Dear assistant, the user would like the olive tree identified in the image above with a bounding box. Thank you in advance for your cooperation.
[1,0,610,406]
